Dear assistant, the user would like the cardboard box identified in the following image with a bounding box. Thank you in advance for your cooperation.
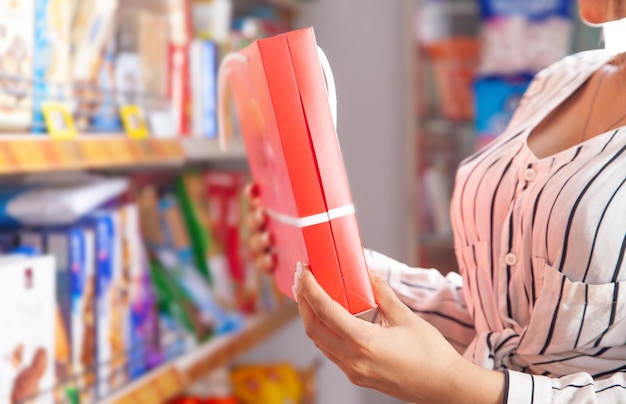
[224,27,376,318]
[0,0,34,130]
[33,0,72,134]
[0,254,56,404]
[46,226,97,401]
[90,209,127,398]
[119,203,160,379]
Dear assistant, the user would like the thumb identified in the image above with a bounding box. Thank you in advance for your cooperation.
[368,269,410,326]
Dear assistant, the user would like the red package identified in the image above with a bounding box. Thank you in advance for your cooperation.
[168,43,192,136]
[219,27,376,318]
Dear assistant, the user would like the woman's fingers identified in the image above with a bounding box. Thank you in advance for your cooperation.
[296,263,364,339]
[254,252,276,274]
[246,205,267,232]
[367,269,410,326]
[249,230,272,256]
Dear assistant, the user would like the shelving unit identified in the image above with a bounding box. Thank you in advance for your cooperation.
[103,303,299,404]
[0,136,246,175]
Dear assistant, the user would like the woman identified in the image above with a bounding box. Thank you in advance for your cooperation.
[247,0,626,401]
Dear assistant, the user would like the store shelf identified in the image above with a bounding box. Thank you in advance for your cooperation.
[0,135,248,175]
[102,302,299,404]
[182,137,247,162]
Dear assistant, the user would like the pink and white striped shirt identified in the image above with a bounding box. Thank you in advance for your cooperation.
[367,49,626,403]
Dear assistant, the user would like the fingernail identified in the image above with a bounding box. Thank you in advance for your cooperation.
[293,261,303,288]
[292,284,298,303]
[295,261,303,278]
[262,231,272,245]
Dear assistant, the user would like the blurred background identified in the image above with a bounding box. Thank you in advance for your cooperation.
[0,0,604,403]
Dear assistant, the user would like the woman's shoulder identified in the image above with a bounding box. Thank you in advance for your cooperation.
[534,49,615,80]
[504,49,615,132]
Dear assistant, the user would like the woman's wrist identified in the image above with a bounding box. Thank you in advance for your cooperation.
[445,357,506,403]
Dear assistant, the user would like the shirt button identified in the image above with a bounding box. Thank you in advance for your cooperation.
[523,168,537,182]
[504,252,518,266]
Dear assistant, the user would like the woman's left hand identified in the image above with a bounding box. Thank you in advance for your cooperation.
[294,262,505,403]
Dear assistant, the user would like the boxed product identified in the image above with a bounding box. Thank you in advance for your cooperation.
[46,226,97,401]
[33,0,73,134]
[191,40,219,138]
[203,171,266,312]
[176,172,236,309]
[0,0,34,130]
[157,194,242,335]
[0,254,56,404]
[478,0,573,75]
[119,203,161,379]
[473,75,531,148]
[90,209,128,398]
[220,27,376,318]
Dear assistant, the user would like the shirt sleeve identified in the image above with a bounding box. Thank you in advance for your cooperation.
[364,248,475,352]
[505,369,626,403]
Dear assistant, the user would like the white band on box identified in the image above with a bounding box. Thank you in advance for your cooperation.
[266,204,355,228]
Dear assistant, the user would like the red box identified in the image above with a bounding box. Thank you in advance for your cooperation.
[222,27,376,318]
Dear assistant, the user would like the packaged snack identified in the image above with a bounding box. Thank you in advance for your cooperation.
[119,203,160,379]
[176,172,236,309]
[191,40,219,138]
[157,194,242,335]
[33,0,73,134]
[478,0,573,75]
[220,28,376,318]
[0,255,56,404]
[473,75,531,148]
[46,226,97,402]
[0,177,128,228]
[0,0,34,130]
[90,209,128,398]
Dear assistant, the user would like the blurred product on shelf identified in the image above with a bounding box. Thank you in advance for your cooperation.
[168,361,319,404]
[0,254,56,404]
[0,175,128,228]
[415,0,480,121]
[0,0,34,130]
[33,0,72,134]
[477,0,573,75]
[71,0,119,131]
[190,40,219,139]
[230,362,318,404]
[473,75,532,148]
[0,167,285,403]
[0,0,294,138]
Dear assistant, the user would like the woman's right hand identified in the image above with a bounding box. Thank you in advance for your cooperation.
[244,183,276,274]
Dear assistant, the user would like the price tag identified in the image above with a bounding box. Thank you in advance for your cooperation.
[42,102,77,139]
[120,105,149,140]
[9,141,48,170]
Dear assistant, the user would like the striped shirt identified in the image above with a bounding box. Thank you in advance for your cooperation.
[366,49,626,403]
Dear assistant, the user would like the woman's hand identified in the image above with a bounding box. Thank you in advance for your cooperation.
[294,262,505,403]
[244,183,275,274]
